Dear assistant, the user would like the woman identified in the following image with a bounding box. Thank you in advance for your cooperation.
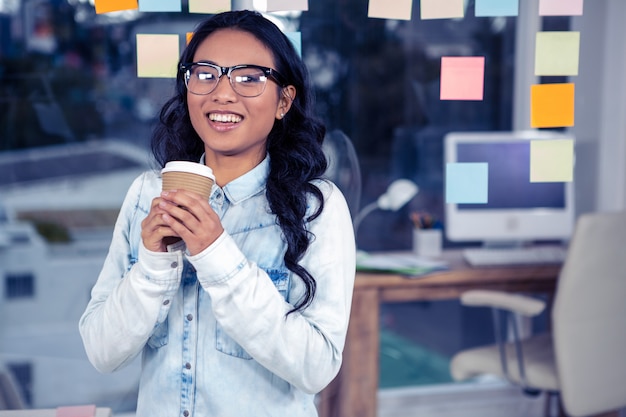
[79,10,356,417]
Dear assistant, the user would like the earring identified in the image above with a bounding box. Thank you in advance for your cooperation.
[280,112,285,118]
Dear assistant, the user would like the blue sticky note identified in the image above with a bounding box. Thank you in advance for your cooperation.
[286,32,302,57]
[446,163,489,204]
[475,0,519,16]
[139,0,181,12]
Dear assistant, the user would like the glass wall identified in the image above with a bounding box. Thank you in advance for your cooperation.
[1,0,624,413]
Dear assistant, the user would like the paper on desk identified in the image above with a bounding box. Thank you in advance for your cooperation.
[356,251,448,277]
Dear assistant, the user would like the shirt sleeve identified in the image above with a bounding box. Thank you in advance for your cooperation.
[188,181,356,394]
[78,174,183,373]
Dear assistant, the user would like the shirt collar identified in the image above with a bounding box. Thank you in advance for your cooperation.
[199,154,269,204]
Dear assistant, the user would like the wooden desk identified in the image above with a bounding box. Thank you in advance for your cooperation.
[318,250,562,417]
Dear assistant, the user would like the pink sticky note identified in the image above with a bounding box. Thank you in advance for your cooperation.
[56,405,96,417]
[440,56,485,101]
[539,0,583,16]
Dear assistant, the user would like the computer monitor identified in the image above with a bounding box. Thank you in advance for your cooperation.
[444,130,575,245]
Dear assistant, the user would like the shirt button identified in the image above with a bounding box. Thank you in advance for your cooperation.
[163,299,170,306]
[186,314,193,321]
[183,411,189,417]
[170,261,178,268]
[185,362,191,370]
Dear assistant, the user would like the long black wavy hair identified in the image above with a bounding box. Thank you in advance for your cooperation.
[150,10,328,314]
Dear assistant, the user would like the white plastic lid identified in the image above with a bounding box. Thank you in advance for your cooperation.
[161,161,214,180]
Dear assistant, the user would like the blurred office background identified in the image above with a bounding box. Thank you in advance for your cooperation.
[1,0,625,415]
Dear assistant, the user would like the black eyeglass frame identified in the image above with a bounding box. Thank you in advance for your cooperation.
[180,62,288,96]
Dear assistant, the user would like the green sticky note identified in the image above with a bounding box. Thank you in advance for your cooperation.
[446,163,489,204]
[535,31,580,76]
[530,139,574,183]
[136,34,179,78]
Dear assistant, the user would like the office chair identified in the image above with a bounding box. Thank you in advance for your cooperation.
[449,211,626,417]
[322,129,362,219]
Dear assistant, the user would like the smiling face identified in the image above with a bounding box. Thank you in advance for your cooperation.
[187,29,295,179]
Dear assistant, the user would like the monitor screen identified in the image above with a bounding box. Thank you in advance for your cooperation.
[444,131,575,244]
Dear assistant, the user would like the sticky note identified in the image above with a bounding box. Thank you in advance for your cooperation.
[186,32,193,45]
[189,0,230,14]
[530,139,574,182]
[530,83,575,128]
[539,0,583,16]
[138,0,181,12]
[136,34,179,78]
[368,0,412,20]
[446,163,489,204]
[421,0,464,19]
[286,32,302,57]
[440,56,485,101]
[56,405,96,417]
[267,0,308,12]
[94,0,138,14]
[535,31,580,76]
[475,0,519,17]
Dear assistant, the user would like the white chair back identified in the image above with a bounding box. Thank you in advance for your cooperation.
[552,211,626,416]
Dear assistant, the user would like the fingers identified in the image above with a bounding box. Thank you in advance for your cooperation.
[141,197,181,252]
[158,190,224,255]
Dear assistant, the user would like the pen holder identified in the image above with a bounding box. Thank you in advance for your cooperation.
[413,228,442,258]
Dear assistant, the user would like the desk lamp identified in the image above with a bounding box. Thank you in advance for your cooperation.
[352,179,419,234]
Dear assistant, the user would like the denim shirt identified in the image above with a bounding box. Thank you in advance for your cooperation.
[78,157,356,417]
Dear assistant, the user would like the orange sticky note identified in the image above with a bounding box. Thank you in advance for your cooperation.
[440,56,485,101]
[94,0,138,14]
[186,32,193,45]
[530,83,575,128]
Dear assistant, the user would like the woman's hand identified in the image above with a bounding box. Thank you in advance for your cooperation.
[150,190,224,256]
[141,195,183,253]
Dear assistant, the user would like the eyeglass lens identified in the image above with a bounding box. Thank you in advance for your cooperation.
[185,65,268,97]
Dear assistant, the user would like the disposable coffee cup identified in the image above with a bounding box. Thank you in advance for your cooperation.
[161,161,215,200]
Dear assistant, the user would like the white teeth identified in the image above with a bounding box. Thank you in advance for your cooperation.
[209,113,242,123]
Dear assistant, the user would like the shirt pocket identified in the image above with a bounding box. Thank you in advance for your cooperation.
[214,267,290,360]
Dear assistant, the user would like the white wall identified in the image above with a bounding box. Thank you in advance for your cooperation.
[572,0,626,213]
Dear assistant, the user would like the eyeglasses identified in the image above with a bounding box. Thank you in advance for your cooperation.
[180,62,287,97]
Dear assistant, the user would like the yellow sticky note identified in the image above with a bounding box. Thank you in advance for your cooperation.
[530,83,575,128]
[535,31,580,76]
[186,32,193,45]
[368,0,412,20]
[530,139,574,182]
[440,56,485,101]
[94,0,138,14]
[189,0,230,13]
[421,0,464,19]
[136,34,179,78]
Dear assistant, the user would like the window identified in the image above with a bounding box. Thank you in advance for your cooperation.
[6,362,33,406]
[4,273,35,299]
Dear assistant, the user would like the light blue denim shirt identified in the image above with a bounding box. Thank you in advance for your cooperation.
[79,156,356,417]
